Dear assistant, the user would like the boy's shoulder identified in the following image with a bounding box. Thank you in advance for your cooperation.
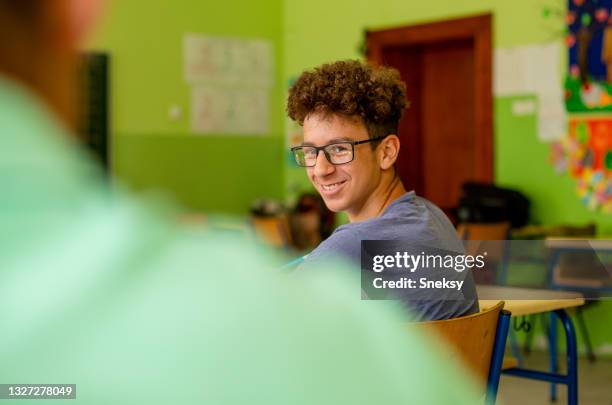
[304,224,365,265]
[302,192,459,266]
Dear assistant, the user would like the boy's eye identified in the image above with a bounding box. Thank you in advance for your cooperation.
[329,145,350,154]
[303,148,317,157]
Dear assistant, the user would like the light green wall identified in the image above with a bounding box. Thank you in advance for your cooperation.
[284,0,559,74]
[89,0,285,214]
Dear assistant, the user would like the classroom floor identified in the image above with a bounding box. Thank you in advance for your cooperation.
[497,352,612,404]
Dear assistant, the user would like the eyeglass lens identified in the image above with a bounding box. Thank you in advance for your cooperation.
[293,143,353,167]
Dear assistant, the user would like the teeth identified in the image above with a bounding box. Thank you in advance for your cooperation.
[321,182,343,191]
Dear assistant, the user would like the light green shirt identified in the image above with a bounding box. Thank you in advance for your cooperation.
[0,76,478,404]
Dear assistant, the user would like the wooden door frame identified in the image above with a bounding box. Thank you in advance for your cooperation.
[365,14,493,183]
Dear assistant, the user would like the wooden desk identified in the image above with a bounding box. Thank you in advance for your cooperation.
[545,237,612,250]
[476,285,585,405]
[478,285,585,316]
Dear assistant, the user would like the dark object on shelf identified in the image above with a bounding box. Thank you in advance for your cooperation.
[456,182,530,228]
[78,52,110,171]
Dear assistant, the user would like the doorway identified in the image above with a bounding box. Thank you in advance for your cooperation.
[366,14,493,220]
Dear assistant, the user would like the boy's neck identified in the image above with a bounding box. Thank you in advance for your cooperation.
[347,174,406,223]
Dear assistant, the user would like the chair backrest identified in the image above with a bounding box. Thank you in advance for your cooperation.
[251,215,293,248]
[457,222,511,285]
[457,222,511,242]
[410,301,505,386]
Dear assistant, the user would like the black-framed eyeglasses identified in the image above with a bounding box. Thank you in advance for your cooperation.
[290,135,388,167]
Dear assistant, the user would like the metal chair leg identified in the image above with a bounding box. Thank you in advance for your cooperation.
[522,314,537,355]
[556,309,579,405]
[548,312,558,402]
[508,328,523,367]
[575,307,596,363]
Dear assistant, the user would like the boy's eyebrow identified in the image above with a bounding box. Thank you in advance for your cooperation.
[299,137,355,147]
[329,137,355,143]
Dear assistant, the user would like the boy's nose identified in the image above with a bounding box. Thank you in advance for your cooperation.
[313,150,335,177]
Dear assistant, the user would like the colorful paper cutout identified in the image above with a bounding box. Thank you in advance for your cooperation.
[544,2,612,213]
[550,115,612,212]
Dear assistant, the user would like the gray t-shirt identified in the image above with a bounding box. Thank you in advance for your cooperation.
[300,191,479,321]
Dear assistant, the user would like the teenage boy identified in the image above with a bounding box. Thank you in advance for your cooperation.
[288,60,478,320]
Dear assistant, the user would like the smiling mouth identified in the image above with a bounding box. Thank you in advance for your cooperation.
[319,180,347,192]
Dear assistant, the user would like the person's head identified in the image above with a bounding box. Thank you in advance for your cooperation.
[0,0,104,126]
[287,60,407,220]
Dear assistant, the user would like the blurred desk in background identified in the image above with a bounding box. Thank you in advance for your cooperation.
[511,223,597,240]
[545,238,612,294]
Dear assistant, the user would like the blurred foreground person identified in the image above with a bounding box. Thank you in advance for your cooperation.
[0,1,478,403]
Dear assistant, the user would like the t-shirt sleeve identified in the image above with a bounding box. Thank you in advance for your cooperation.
[298,226,363,270]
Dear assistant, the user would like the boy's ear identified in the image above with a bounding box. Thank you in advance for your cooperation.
[378,134,400,170]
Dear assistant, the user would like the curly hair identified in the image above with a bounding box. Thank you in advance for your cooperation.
[287,60,408,142]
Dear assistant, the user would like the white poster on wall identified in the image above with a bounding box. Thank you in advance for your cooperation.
[494,42,566,141]
[191,86,269,134]
[184,34,274,87]
[184,34,274,135]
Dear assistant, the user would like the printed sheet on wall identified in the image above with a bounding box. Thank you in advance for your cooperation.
[184,34,274,135]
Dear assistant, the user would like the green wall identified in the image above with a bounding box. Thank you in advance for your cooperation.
[89,0,285,214]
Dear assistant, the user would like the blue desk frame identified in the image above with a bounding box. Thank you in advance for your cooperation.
[502,309,578,405]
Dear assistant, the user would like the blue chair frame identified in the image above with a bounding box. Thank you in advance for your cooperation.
[486,309,511,404]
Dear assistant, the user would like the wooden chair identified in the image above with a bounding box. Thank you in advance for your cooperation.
[251,215,293,248]
[456,222,511,241]
[410,301,510,404]
[457,222,511,285]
